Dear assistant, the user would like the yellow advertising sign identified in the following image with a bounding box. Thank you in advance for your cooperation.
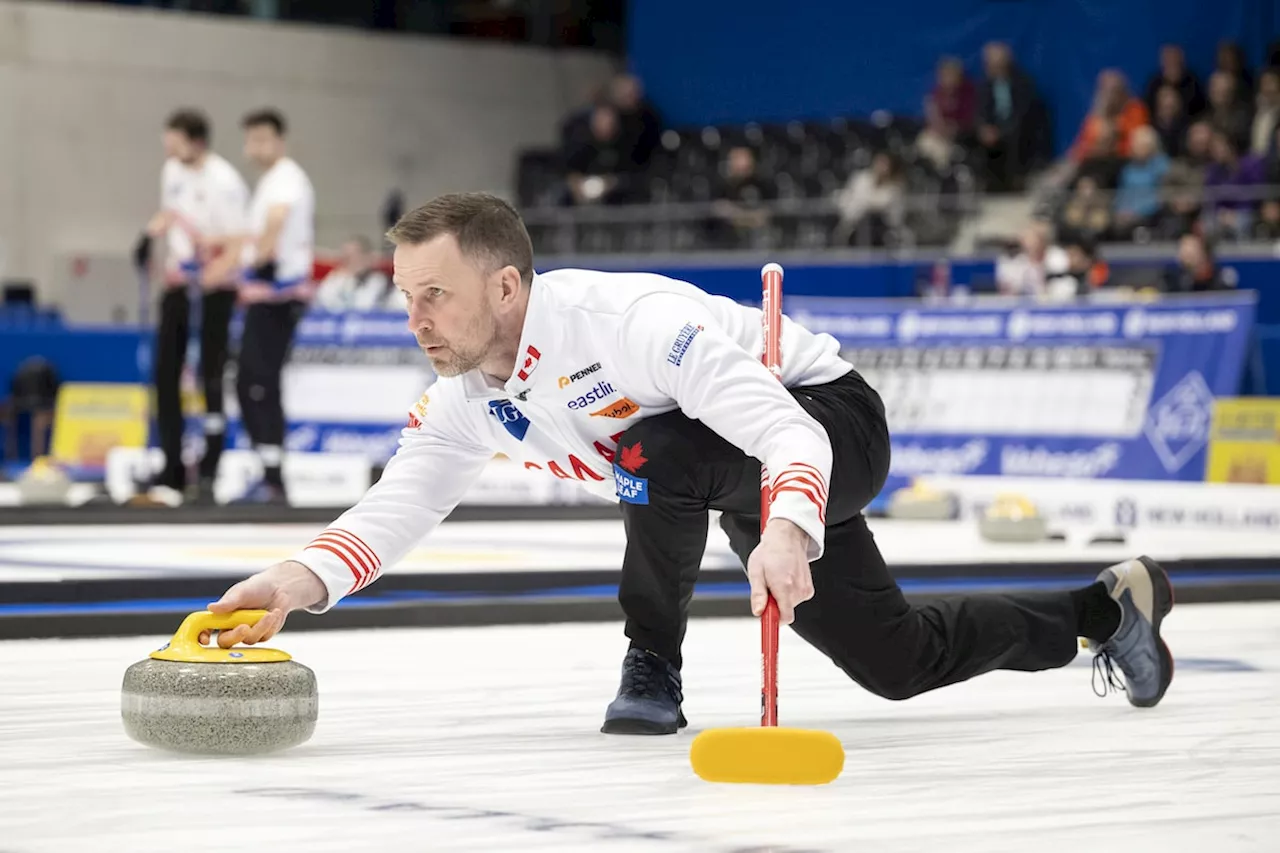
[50,383,150,467]
[1205,398,1280,484]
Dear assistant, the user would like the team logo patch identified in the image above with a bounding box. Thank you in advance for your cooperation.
[614,464,649,505]
[666,323,704,366]
[558,362,602,388]
[488,399,531,441]
[590,397,640,419]
[618,442,647,472]
[516,345,542,381]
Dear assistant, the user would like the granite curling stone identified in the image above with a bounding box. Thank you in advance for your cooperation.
[887,481,958,521]
[121,610,318,755]
[977,493,1048,543]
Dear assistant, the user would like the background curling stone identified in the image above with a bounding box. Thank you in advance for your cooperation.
[887,481,957,520]
[16,457,72,506]
[121,610,318,755]
[977,494,1048,543]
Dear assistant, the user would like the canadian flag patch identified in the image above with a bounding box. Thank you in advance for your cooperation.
[517,345,541,381]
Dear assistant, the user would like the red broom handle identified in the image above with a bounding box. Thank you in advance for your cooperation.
[760,263,783,727]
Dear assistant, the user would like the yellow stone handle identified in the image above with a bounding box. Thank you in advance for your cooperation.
[166,609,270,657]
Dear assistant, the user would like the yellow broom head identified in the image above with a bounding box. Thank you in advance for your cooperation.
[689,726,845,785]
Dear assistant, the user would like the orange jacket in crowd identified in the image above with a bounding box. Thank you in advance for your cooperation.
[1070,99,1150,161]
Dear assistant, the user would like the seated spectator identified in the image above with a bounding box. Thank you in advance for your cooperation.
[608,74,662,170]
[916,57,977,173]
[563,103,633,206]
[1160,120,1213,238]
[1153,84,1189,159]
[1058,176,1113,243]
[1250,70,1280,157]
[708,146,774,249]
[995,221,1068,297]
[1045,238,1108,300]
[1254,200,1280,240]
[1202,129,1266,240]
[1070,70,1150,162]
[1112,126,1171,239]
[1074,121,1126,190]
[1163,232,1235,291]
[1216,40,1255,98]
[833,151,906,247]
[312,236,392,313]
[1205,70,1254,153]
[976,41,1040,191]
[1145,44,1205,117]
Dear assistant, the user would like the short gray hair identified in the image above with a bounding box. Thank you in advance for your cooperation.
[385,192,534,286]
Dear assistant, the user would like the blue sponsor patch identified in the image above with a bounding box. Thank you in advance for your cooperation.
[613,463,649,504]
[666,323,704,366]
[488,399,531,441]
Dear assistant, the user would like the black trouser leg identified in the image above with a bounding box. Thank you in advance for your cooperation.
[153,287,190,489]
[618,369,1081,696]
[235,300,302,487]
[197,289,237,481]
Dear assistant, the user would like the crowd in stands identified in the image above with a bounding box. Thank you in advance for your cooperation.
[1043,42,1280,250]
[516,40,1280,263]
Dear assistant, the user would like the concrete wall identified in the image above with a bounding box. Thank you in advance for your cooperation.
[0,0,613,312]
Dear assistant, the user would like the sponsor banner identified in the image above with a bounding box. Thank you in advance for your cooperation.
[1205,397,1280,484]
[50,383,150,468]
[788,292,1257,481]
[916,474,1280,533]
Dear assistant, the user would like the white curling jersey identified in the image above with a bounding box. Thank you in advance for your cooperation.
[291,268,855,612]
[160,153,249,283]
[244,156,315,286]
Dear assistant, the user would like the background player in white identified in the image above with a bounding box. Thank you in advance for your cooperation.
[202,193,1175,732]
[134,108,249,505]
[234,108,316,504]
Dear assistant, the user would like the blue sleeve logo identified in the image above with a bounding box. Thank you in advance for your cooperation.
[613,463,649,504]
[666,323,704,366]
[488,399,531,441]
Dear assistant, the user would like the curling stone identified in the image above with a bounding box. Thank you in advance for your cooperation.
[887,481,958,520]
[121,610,318,755]
[17,457,72,506]
[977,493,1048,543]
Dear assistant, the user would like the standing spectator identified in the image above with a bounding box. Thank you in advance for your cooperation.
[1202,129,1267,240]
[1112,126,1171,239]
[563,103,630,206]
[833,152,906,247]
[1069,70,1149,162]
[1152,85,1189,159]
[976,42,1040,191]
[312,236,392,313]
[916,57,977,173]
[1216,41,1255,98]
[1205,71,1254,153]
[1250,70,1280,157]
[1144,45,1205,117]
[608,74,663,171]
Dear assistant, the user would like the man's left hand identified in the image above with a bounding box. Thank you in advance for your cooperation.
[746,518,815,625]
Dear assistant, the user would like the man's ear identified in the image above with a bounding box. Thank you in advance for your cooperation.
[497,265,523,304]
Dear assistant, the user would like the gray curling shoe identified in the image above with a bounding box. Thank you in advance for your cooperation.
[1087,556,1175,708]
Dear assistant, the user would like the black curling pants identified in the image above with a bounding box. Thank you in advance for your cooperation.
[153,286,237,489]
[616,368,1081,700]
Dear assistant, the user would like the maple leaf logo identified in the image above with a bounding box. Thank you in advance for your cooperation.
[618,442,647,473]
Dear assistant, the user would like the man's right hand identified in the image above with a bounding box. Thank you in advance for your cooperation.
[198,561,327,648]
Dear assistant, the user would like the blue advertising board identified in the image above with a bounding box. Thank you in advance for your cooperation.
[786,292,1258,481]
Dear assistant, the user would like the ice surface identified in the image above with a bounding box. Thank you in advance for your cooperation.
[1,602,1278,852]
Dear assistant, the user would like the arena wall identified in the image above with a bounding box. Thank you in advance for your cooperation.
[0,0,614,306]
